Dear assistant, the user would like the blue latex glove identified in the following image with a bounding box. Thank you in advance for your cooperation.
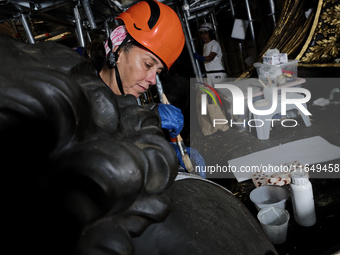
[171,143,206,178]
[158,104,184,138]
[74,46,85,56]
[194,52,206,62]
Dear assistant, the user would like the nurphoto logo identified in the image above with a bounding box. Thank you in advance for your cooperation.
[200,83,312,128]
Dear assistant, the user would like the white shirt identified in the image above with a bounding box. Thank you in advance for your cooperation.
[203,39,225,72]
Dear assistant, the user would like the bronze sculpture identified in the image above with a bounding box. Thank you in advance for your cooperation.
[0,35,276,255]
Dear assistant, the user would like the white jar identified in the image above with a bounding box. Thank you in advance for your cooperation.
[290,170,316,227]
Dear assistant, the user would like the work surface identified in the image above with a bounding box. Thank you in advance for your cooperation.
[190,81,340,254]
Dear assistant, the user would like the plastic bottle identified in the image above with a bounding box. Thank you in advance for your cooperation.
[289,170,316,227]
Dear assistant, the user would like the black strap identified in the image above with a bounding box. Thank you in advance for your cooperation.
[113,35,132,95]
[206,70,226,74]
[114,65,124,95]
[106,34,132,95]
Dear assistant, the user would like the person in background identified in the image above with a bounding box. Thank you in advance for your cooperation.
[194,22,227,86]
[87,0,204,175]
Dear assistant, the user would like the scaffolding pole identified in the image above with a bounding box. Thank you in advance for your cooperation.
[21,14,35,44]
[176,4,203,79]
[74,5,85,47]
[268,0,276,29]
[244,0,257,55]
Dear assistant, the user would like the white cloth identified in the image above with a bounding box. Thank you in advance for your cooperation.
[203,39,225,72]
[228,136,340,182]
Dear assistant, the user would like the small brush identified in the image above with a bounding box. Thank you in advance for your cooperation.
[161,94,194,172]
[156,75,194,172]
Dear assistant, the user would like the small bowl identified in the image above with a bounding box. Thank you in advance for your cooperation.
[250,185,289,211]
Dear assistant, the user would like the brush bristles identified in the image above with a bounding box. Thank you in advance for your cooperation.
[182,154,194,172]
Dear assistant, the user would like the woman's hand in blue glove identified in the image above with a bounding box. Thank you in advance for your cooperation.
[158,104,184,138]
[171,143,206,178]
[194,52,206,62]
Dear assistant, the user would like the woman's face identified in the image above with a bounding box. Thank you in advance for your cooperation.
[116,45,164,98]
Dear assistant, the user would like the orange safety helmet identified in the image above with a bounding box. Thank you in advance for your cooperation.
[116,0,185,70]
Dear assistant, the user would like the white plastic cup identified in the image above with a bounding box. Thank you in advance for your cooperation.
[263,87,272,102]
[263,86,277,102]
[257,206,290,244]
[250,185,289,211]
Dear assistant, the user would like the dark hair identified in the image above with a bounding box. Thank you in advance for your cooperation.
[85,36,135,73]
[84,41,106,73]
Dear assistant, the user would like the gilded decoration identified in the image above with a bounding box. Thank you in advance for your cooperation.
[297,0,340,67]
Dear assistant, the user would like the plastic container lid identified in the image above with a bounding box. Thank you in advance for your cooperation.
[291,170,309,185]
[253,59,299,68]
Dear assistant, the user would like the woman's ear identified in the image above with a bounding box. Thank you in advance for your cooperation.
[113,45,120,53]
[114,45,125,64]
[108,46,121,68]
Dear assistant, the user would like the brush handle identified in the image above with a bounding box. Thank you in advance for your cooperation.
[161,93,169,104]
[161,94,194,172]
[161,94,183,141]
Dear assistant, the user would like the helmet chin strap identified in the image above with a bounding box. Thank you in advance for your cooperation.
[107,35,132,95]
[114,64,124,95]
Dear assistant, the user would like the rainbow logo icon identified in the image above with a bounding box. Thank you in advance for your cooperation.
[197,82,223,106]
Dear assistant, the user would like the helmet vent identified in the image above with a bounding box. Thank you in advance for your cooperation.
[146,0,160,29]
[133,23,142,30]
